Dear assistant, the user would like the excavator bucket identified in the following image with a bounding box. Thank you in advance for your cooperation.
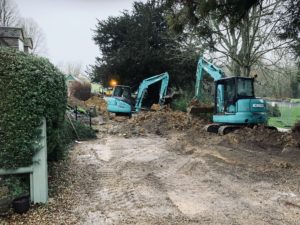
[150,104,162,111]
[187,99,214,117]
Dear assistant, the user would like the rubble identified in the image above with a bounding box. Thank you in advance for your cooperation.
[150,104,162,111]
[292,121,300,133]
[224,126,300,151]
[68,95,109,122]
[84,96,107,114]
[2,105,300,224]
[106,108,299,160]
[110,109,206,137]
[187,99,214,116]
[81,93,299,159]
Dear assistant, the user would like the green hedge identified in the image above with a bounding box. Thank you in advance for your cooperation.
[0,48,67,168]
[49,119,97,160]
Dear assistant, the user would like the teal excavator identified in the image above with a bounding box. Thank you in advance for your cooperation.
[107,72,169,117]
[194,57,267,134]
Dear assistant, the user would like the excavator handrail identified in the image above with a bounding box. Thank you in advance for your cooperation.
[135,72,169,112]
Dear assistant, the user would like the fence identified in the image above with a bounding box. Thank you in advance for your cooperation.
[0,118,48,203]
[267,101,300,128]
[67,105,93,128]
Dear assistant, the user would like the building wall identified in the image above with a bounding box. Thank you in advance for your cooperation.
[0,37,21,50]
[24,46,32,54]
[18,39,24,51]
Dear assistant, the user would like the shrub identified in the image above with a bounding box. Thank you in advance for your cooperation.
[49,119,96,161]
[71,119,97,140]
[3,176,29,198]
[171,87,194,112]
[266,103,281,117]
[69,81,91,101]
[0,48,67,168]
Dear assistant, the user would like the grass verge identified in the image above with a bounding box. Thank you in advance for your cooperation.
[268,106,300,128]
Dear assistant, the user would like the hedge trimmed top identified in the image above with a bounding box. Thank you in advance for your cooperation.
[0,48,67,168]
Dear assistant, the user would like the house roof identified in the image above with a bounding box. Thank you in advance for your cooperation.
[24,38,33,48]
[66,74,75,81]
[65,74,82,83]
[0,27,25,40]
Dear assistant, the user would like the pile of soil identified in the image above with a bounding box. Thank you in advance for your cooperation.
[68,95,86,109]
[108,109,300,158]
[182,124,300,159]
[84,96,107,114]
[292,121,300,133]
[68,95,107,113]
[222,126,300,151]
[187,99,214,114]
[68,95,109,121]
[108,109,206,137]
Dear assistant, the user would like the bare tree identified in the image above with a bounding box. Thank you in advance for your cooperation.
[207,0,293,77]
[58,62,83,77]
[168,0,292,77]
[0,1,47,54]
[0,0,19,26]
[18,17,47,54]
[255,51,299,98]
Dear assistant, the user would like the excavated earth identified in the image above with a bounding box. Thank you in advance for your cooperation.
[2,110,300,225]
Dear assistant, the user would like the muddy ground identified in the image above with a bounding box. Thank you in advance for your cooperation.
[2,110,300,225]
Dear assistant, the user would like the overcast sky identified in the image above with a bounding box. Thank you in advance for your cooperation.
[15,0,145,72]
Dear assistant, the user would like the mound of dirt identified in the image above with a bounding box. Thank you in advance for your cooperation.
[107,108,300,158]
[68,95,86,109]
[292,121,300,133]
[68,96,107,113]
[84,96,107,114]
[187,99,214,115]
[219,126,300,156]
[68,95,109,121]
[107,109,207,138]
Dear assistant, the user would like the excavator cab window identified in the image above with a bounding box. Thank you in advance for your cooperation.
[215,83,225,113]
[225,79,235,102]
[112,86,132,99]
[215,77,255,114]
[112,86,123,97]
[215,78,236,114]
[237,78,254,98]
[122,88,131,99]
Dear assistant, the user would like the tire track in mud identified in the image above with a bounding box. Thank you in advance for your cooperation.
[71,135,203,225]
[70,133,300,225]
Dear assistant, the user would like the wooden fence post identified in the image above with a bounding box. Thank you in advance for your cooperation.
[0,118,48,204]
[31,117,48,203]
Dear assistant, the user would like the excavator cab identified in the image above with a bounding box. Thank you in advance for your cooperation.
[215,77,255,114]
[107,72,169,116]
[112,85,132,101]
[193,57,269,134]
[107,85,133,116]
[213,77,266,126]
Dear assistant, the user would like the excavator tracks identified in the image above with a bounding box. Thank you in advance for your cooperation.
[205,123,277,135]
[204,124,241,135]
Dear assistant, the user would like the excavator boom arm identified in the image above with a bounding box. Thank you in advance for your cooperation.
[195,57,225,100]
[135,72,169,112]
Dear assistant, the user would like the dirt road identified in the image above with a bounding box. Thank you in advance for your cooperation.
[2,112,300,225]
[70,128,300,225]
